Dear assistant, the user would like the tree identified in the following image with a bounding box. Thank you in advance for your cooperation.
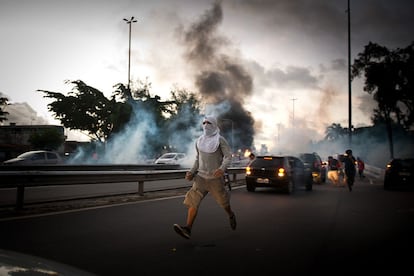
[324,123,347,141]
[352,41,414,158]
[114,80,178,156]
[168,87,202,127]
[164,87,203,152]
[28,128,65,150]
[39,78,204,159]
[38,80,132,142]
[0,97,9,123]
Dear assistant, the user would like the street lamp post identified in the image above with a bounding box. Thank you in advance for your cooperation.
[123,16,137,92]
[291,97,297,128]
[347,0,352,147]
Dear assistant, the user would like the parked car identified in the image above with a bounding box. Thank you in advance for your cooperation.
[2,150,63,165]
[299,152,326,184]
[384,158,414,190]
[245,155,313,194]
[154,152,186,165]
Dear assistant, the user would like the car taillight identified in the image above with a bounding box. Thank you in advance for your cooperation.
[246,166,251,175]
[277,168,285,177]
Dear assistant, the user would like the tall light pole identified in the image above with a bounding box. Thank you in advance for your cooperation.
[276,123,281,154]
[123,16,137,92]
[291,97,297,128]
[222,119,234,154]
[347,0,352,147]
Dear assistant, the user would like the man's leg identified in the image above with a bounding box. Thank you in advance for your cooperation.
[174,206,197,240]
[186,206,197,229]
[347,175,354,191]
[224,205,234,217]
[174,179,204,239]
[225,205,237,230]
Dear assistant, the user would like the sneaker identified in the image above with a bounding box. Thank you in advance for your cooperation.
[229,214,237,230]
[173,224,191,239]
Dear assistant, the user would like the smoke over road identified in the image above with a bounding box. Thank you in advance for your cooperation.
[3,2,412,168]
[180,1,255,152]
[46,1,259,165]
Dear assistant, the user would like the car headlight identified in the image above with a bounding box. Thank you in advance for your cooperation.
[277,168,285,177]
[246,166,251,175]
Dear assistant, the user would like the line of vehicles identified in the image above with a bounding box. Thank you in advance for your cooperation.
[0,151,188,166]
[245,152,325,194]
[245,151,413,193]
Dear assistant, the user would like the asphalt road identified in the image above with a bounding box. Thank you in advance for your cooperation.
[0,178,192,206]
[0,177,413,276]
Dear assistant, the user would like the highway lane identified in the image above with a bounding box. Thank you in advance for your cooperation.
[0,177,413,275]
[0,179,192,206]
[0,174,245,207]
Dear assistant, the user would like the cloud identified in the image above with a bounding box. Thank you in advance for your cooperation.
[229,0,414,48]
[2,0,412,153]
[0,95,49,126]
[246,60,321,90]
[319,59,347,73]
[357,93,376,120]
[268,66,320,90]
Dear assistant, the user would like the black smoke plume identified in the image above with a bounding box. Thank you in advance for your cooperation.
[180,1,255,152]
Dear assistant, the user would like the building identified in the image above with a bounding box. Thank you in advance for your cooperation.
[0,123,65,162]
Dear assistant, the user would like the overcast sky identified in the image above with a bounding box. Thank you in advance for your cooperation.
[1,0,413,150]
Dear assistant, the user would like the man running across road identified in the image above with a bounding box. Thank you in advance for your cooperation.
[173,115,237,239]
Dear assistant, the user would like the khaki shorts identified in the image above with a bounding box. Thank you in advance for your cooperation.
[183,175,230,210]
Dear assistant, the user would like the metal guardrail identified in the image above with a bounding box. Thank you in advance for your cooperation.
[0,166,246,210]
[364,164,385,178]
[0,164,182,171]
[0,163,385,210]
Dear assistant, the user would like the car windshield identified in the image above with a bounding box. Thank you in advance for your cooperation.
[300,154,314,162]
[394,159,414,168]
[47,152,58,159]
[18,152,37,158]
[18,152,46,160]
[251,157,284,167]
[160,154,176,159]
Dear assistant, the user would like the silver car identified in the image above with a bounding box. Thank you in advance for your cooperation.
[3,150,63,165]
[154,152,186,165]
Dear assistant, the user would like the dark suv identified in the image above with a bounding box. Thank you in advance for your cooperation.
[299,152,326,184]
[384,158,414,190]
[245,155,312,194]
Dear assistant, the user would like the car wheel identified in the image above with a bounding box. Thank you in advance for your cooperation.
[384,178,392,190]
[286,179,295,194]
[246,182,256,192]
[306,174,313,191]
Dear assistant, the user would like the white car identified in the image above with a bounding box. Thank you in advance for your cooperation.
[3,150,63,165]
[154,152,186,165]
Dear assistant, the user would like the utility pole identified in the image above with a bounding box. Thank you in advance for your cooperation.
[123,16,137,92]
[347,0,352,147]
[291,98,297,128]
[277,123,281,154]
